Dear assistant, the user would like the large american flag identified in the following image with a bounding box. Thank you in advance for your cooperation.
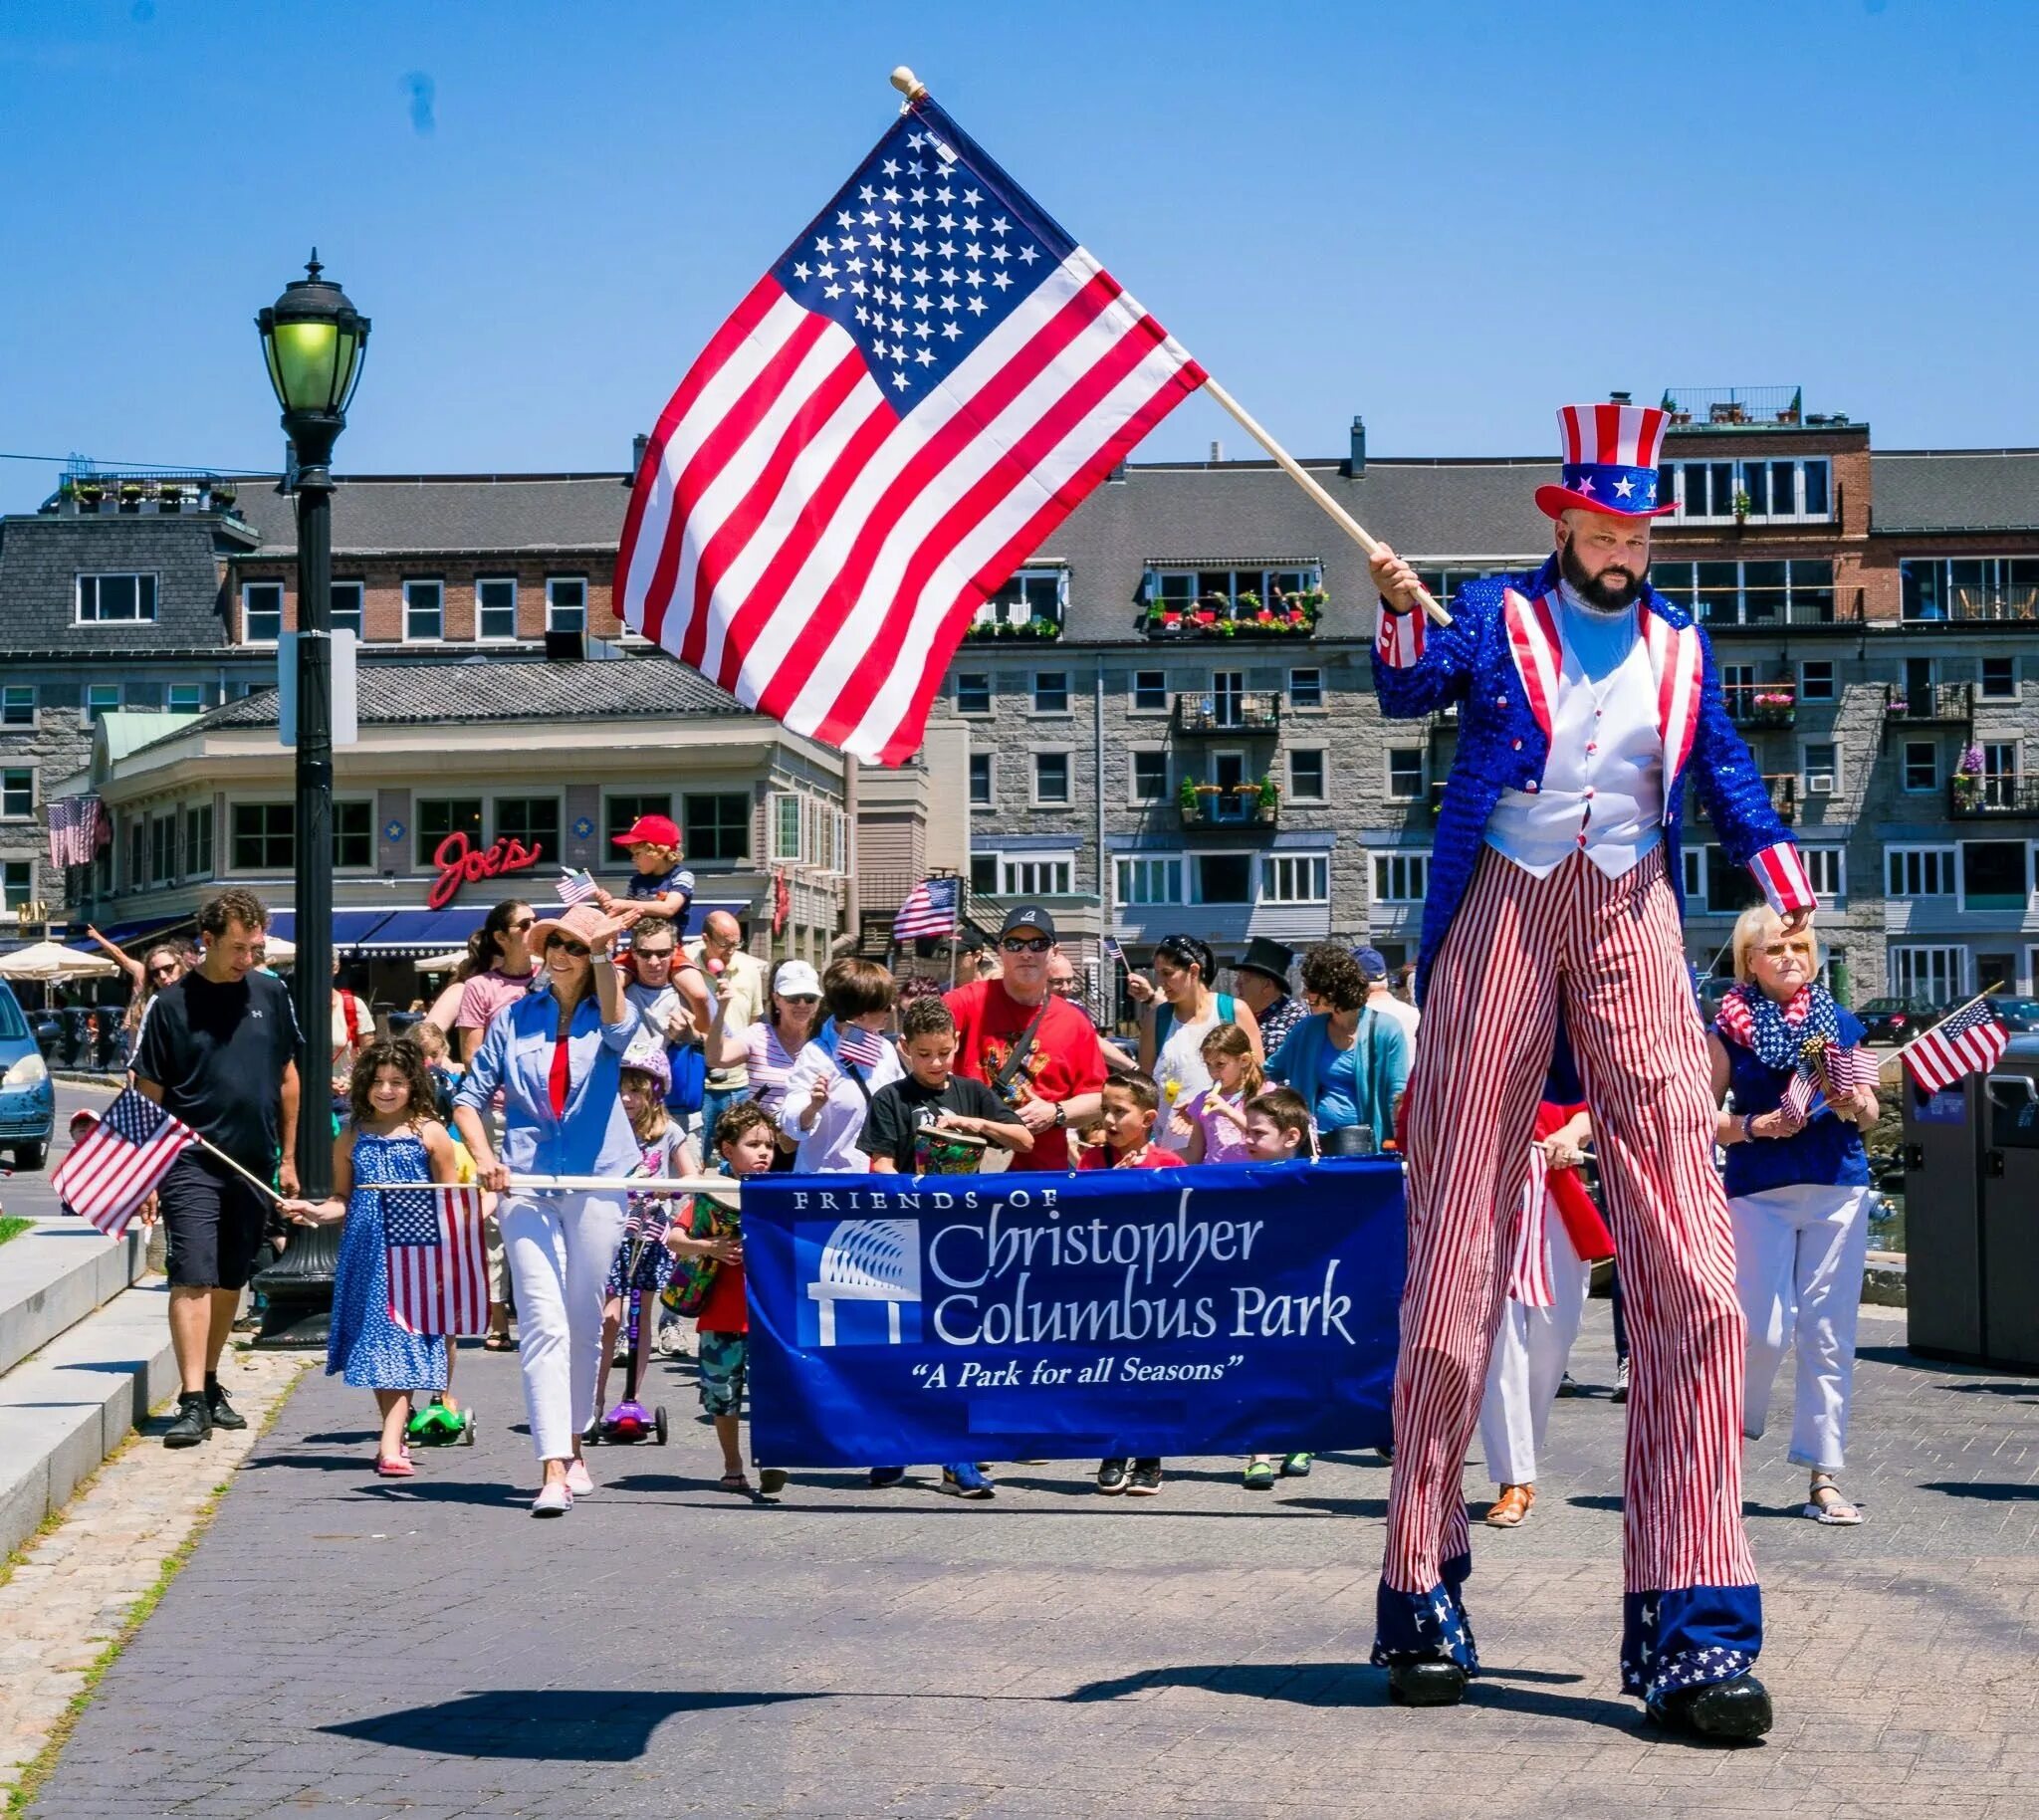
[1902,998,2009,1096]
[615,93,1207,764]
[46,796,105,870]
[53,1089,196,1239]
[383,1185,491,1337]
[893,876,960,941]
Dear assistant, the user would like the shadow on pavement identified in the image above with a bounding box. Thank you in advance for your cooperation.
[1919,1480,2039,1501]
[324,1690,821,1760]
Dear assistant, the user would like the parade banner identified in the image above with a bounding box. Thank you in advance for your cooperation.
[744,1159,1406,1465]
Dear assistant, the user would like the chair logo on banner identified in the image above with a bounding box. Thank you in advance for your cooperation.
[801,1218,924,1346]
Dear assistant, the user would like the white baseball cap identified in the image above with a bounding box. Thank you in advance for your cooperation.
[774,959,823,998]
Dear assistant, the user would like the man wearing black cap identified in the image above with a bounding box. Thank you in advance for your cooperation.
[943,906,1106,1172]
[1232,938,1302,1054]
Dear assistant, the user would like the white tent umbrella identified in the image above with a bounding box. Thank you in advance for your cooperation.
[261,935,297,966]
[0,941,120,983]
[414,948,470,973]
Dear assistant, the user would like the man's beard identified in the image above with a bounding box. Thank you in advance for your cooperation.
[1559,537,1644,613]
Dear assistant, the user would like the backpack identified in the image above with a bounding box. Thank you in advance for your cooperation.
[659,1191,738,1317]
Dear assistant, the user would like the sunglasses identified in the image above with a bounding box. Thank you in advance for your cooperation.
[148,963,179,979]
[781,993,820,1005]
[546,934,590,959]
[506,916,536,933]
[1001,936,1051,954]
[634,947,676,963]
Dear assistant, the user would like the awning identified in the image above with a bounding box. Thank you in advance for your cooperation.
[271,898,756,957]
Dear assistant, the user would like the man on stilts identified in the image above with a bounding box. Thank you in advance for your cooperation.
[1367,402,1814,1739]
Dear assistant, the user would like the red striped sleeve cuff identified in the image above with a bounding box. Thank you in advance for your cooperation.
[1374,598,1426,669]
[1748,841,1817,916]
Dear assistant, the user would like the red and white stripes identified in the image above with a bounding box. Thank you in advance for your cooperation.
[1558,401,1668,470]
[1374,597,1427,669]
[1384,846,1756,1602]
[1747,841,1816,915]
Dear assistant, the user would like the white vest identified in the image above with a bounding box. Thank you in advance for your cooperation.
[1484,620,1665,880]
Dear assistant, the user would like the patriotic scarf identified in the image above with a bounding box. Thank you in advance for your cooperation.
[1713,981,1839,1071]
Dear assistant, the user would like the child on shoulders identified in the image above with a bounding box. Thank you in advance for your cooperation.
[596,812,695,933]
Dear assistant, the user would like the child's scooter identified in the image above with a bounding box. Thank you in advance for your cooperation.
[587,1259,669,1447]
[404,1394,477,1447]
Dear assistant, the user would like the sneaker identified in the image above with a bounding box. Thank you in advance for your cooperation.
[758,1468,790,1496]
[531,1482,571,1517]
[1280,1452,1313,1478]
[868,1466,907,1488]
[1125,1460,1163,1496]
[204,1379,247,1432]
[1612,1357,1630,1404]
[565,1460,595,1497]
[941,1463,995,1499]
[1554,1372,1582,1399]
[1096,1458,1129,1494]
[162,1393,212,1449]
[1243,1458,1276,1490]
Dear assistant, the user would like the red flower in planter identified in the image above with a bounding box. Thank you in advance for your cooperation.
[1194,608,1218,625]
[1255,608,1274,623]
[1161,609,1182,627]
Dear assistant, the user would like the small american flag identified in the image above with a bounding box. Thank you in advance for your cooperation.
[893,876,960,941]
[53,1088,196,1239]
[614,91,1206,765]
[1101,936,1127,969]
[383,1185,491,1337]
[837,1024,889,1072]
[557,867,599,906]
[46,796,104,870]
[1903,998,2009,1096]
[1780,1041,1880,1120]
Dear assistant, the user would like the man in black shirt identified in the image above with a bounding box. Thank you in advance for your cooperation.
[858,996,1031,1174]
[134,888,302,1447]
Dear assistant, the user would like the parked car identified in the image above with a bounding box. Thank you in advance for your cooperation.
[0,979,56,1170]
[1857,995,1938,1045]
[1697,976,1737,1022]
[1986,995,2039,1033]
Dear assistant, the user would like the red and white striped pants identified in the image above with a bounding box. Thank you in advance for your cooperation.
[1384,846,1755,1603]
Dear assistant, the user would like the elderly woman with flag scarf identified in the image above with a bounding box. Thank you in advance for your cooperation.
[1709,905,1880,1527]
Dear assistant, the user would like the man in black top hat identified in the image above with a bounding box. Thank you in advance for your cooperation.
[1231,937,1302,1053]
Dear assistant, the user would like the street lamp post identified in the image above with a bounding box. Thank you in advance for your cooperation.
[249,253,368,1343]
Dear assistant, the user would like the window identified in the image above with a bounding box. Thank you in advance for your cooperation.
[167,683,205,715]
[1372,852,1430,902]
[1890,945,1965,1003]
[1887,847,1956,897]
[1682,847,1703,897]
[1652,559,1834,625]
[1262,853,1329,904]
[1,860,30,911]
[1982,741,2020,806]
[231,803,295,871]
[0,770,31,820]
[1903,741,1938,793]
[403,579,444,642]
[330,580,364,640]
[1802,741,1841,794]
[495,796,561,860]
[955,672,992,715]
[1288,667,1324,710]
[1,685,34,726]
[86,683,121,724]
[242,580,284,643]
[1386,747,1427,801]
[1129,750,1167,801]
[995,852,1073,895]
[1665,457,1831,523]
[477,577,519,642]
[1209,670,1246,727]
[605,793,672,847]
[1798,660,1836,703]
[1704,848,1764,914]
[126,817,141,888]
[415,796,483,867]
[1901,556,2039,622]
[970,753,994,806]
[1288,749,1327,799]
[1962,840,2029,911]
[771,793,803,863]
[1131,670,1169,712]
[1116,856,1184,904]
[1147,565,1322,615]
[978,567,1064,628]
[78,572,158,623]
[1195,852,1254,903]
[147,813,175,885]
[1032,751,1070,804]
[185,802,213,878]
[1803,846,1846,903]
[968,851,997,894]
[546,576,586,633]
[1982,657,2018,700]
[1033,671,1070,714]
[683,793,751,862]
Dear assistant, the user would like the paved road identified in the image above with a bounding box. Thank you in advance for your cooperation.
[1,1078,118,1217]
[21,1284,2039,1819]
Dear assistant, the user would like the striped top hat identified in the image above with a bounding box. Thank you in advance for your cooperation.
[1533,402,1677,520]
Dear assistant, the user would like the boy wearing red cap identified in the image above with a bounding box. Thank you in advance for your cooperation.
[596,813,696,934]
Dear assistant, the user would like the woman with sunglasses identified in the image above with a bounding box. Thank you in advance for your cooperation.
[453,899,542,1064]
[84,925,192,1062]
[453,901,642,1516]
[1126,934,1263,1126]
[703,958,825,1171]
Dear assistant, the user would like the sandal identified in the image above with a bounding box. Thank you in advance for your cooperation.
[718,1471,752,1494]
[1804,1476,1863,1525]
[375,1456,415,1478]
[483,1333,516,1352]
[1484,1483,1534,1527]
[1242,1458,1276,1490]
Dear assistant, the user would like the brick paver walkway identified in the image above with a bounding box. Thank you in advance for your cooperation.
[22,1301,2039,1818]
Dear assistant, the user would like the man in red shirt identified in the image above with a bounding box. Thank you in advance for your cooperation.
[943,906,1105,1171]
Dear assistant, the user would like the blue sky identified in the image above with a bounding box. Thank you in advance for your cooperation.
[2,1,2033,514]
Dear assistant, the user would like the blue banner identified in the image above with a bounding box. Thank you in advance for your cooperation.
[744,1159,1406,1465]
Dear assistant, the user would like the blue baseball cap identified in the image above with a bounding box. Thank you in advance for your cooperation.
[1351,945,1390,982]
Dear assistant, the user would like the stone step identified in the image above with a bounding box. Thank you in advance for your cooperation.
[0,1216,151,1381]
[0,1277,178,1557]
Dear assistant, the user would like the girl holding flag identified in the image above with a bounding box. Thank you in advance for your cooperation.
[1708,907,1880,1526]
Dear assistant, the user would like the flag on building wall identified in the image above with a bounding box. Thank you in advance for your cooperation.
[52,1089,196,1239]
[46,796,105,870]
[892,876,960,942]
[1902,998,2009,1096]
[383,1186,491,1336]
[615,91,1207,765]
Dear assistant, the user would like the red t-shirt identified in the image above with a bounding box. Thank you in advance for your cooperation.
[1078,1145,1183,1171]
[943,981,1106,1171]
[696,1259,747,1334]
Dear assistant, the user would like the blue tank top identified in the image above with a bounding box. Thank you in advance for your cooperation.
[1721,1006,1872,1199]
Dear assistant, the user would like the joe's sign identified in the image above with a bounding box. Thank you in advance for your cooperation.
[427,831,544,909]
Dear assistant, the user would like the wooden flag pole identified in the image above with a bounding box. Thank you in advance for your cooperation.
[191,1130,289,1204]
[1876,982,2004,1080]
[885,64,1450,630]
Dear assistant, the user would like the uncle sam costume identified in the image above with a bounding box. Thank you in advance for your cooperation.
[1370,403,1814,1720]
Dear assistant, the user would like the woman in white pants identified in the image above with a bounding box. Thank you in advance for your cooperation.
[455,902,640,1515]
[1709,907,1881,1525]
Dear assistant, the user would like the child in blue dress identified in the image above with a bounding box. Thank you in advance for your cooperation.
[289,1038,462,1478]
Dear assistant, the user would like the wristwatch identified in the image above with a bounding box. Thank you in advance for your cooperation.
[1053,1102,1067,1129]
